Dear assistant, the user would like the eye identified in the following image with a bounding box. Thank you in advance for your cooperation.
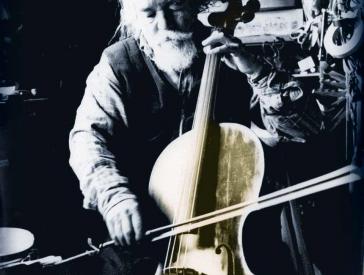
[145,11,156,18]
[141,8,156,19]
[169,0,186,11]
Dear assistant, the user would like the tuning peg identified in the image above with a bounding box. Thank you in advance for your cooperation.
[244,0,260,13]
[241,11,255,23]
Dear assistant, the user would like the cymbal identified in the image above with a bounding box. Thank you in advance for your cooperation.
[0,227,34,258]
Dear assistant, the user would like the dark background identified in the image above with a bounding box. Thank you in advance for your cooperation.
[0,0,120,258]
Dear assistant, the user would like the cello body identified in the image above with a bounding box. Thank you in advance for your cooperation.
[149,122,264,275]
[148,4,264,273]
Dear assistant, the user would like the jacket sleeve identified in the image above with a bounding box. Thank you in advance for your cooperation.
[248,63,324,143]
[69,54,136,217]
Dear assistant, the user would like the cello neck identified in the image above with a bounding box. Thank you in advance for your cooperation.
[174,53,221,222]
[193,53,221,134]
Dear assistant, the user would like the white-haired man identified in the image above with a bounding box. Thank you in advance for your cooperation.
[69,0,330,274]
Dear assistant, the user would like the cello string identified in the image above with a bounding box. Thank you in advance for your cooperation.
[179,53,214,270]
[178,84,210,269]
[165,144,195,271]
[164,167,189,271]
[163,61,213,275]
[166,54,217,271]
[174,52,219,271]
[163,160,183,272]
[185,52,218,254]
[173,56,219,267]
[188,53,219,218]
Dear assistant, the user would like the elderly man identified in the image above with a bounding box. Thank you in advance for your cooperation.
[69,0,328,274]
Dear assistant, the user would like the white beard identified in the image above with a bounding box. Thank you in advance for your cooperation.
[141,30,198,74]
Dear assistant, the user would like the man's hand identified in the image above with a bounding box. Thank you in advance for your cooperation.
[314,70,346,106]
[202,30,262,76]
[301,0,321,19]
[105,199,143,246]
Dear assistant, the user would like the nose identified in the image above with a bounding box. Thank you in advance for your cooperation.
[155,10,170,30]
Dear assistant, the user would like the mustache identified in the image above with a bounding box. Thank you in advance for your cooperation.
[155,30,193,43]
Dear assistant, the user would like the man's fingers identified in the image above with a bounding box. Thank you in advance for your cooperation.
[121,212,134,246]
[204,44,228,54]
[104,199,143,246]
[202,30,242,57]
[202,30,225,46]
[221,56,238,70]
[203,31,239,47]
[203,43,240,55]
[109,218,125,246]
[119,222,129,246]
[107,222,117,242]
[322,79,346,89]
[328,71,346,82]
[131,211,143,242]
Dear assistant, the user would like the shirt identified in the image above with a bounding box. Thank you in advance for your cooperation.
[69,37,326,218]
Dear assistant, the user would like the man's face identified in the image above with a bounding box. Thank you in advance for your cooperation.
[129,0,199,73]
[133,0,196,39]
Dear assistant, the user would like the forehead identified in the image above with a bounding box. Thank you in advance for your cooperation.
[132,0,184,10]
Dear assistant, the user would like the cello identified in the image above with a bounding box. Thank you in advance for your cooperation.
[149,1,265,274]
